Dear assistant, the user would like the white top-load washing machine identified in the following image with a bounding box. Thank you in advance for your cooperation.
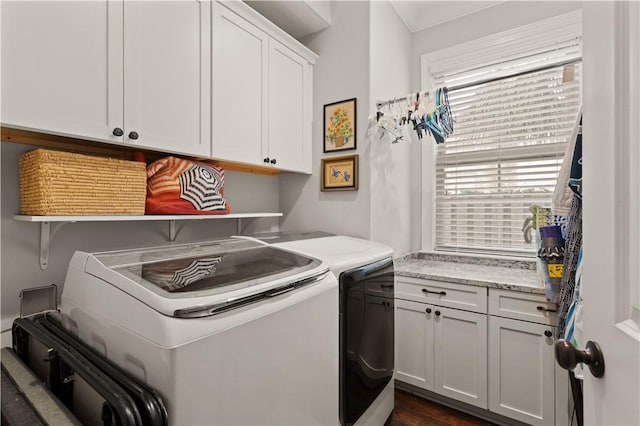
[238,232,395,426]
[60,238,339,426]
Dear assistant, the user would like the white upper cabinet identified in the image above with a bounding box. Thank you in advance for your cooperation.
[212,2,268,165]
[3,1,316,172]
[1,1,123,143]
[211,2,316,173]
[2,1,210,157]
[123,1,211,157]
[267,39,312,173]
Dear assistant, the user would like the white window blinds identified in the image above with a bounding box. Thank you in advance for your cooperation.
[434,63,582,255]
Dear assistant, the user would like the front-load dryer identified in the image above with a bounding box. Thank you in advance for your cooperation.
[60,238,338,426]
[239,232,395,426]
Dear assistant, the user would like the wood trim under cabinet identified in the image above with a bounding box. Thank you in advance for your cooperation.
[0,127,280,176]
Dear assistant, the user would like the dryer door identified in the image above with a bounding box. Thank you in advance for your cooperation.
[339,258,394,426]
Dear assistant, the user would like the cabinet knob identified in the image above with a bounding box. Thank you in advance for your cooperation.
[263,157,270,163]
[435,310,441,316]
[112,127,124,137]
[426,308,432,314]
[128,131,139,140]
[555,339,605,378]
[537,306,558,313]
[270,158,277,165]
[544,330,553,338]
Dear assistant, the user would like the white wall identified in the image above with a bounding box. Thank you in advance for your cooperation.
[0,142,280,334]
[279,1,371,238]
[411,1,584,90]
[369,1,418,257]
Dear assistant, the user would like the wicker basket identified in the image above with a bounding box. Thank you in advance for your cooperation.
[19,149,147,215]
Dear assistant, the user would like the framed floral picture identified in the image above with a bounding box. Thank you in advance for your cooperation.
[321,155,358,191]
[323,98,356,152]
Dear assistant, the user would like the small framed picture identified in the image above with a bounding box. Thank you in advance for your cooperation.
[321,155,358,191]
[323,98,356,152]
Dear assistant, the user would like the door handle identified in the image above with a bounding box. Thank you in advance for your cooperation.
[555,339,605,378]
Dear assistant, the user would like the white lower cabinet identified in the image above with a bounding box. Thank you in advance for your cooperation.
[488,316,556,425]
[435,307,487,408]
[396,299,434,390]
[395,299,488,409]
[396,280,563,425]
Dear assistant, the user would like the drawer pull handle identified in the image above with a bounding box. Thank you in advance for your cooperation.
[422,289,447,296]
[537,306,557,313]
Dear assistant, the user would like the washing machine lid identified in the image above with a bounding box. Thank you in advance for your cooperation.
[269,235,394,274]
[82,239,327,317]
[247,231,335,244]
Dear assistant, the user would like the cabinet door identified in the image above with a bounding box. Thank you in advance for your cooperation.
[212,2,267,165]
[1,1,123,143]
[395,300,434,391]
[434,307,487,408]
[124,0,210,156]
[267,39,312,173]
[489,316,555,425]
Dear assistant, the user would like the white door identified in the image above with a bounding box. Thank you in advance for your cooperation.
[433,307,487,409]
[267,39,312,173]
[124,0,210,156]
[212,2,267,166]
[395,299,434,390]
[580,2,640,425]
[1,1,123,143]
[488,316,555,425]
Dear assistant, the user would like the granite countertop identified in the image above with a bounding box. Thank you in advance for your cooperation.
[394,252,544,294]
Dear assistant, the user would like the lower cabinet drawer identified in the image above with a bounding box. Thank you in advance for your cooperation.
[396,277,487,314]
[489,289,557,325]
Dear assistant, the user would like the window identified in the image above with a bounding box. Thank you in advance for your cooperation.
[435,64,581,255]
[420,11,582,256]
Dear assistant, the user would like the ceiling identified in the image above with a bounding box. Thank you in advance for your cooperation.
[245,1,332,39]
[389,1,506,33]
[244,1,508,40]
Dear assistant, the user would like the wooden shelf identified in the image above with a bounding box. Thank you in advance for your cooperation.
[14,213,283,270]
[1,127,281,176]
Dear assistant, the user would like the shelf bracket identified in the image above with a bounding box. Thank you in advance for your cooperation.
[39,221,70,270]
[168,220,187,241]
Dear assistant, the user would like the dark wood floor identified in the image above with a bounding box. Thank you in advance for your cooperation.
[388,390,495,426]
